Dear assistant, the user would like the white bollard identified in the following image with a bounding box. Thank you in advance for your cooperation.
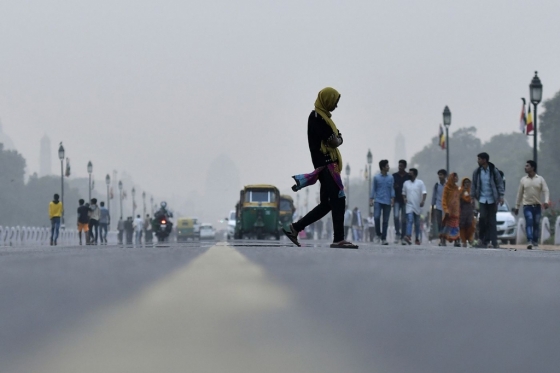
[0,226,4,247]
[541,217,551,245]
[516,218,527,245]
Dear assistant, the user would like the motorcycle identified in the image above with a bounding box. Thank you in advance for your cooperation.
[153,213,173,242]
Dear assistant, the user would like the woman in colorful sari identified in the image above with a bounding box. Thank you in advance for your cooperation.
[459,177,476,247]
[440,172,461,245]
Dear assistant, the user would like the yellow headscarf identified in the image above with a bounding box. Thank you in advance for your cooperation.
[314,87,343,171]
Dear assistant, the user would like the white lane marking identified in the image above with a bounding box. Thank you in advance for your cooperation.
[17,243,360,373]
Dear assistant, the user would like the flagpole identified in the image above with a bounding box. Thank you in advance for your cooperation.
[534,104,538,165]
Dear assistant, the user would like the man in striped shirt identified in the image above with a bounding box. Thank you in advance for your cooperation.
[513,160,550,250]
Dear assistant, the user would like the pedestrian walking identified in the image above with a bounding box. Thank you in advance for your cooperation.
[472,152,505,248]
[366,213,375,242]
[133,214,144,245]
[144,214,153,244]
[48,193,63,246]
[352,207,363,241]
[77,199,90,245]
[392,160,410,243]
[99,201,110,245]
[430,169,447,246]
[459,177,475,247]
[402,168,427,245]
[513,160,550,250]
[88,198,100,245]
[125,217,134,245]
[440,172,461,246]
[117,217,124,244]
[344,206,353,240]
[370,160,394,245]
[283,87,358,248]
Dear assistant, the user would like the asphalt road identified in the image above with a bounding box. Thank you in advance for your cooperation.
[1,240,559,373]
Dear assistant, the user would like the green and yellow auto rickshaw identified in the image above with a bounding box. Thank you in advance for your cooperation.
[234,184,280,240]
[279,194,296,232]
[176,217,200,241]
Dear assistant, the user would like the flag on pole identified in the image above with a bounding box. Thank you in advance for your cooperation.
[65,158,71,177]
[110,186,114,199]
[439,125,446,150]
[526,105,534,135]
[123,190,127,199]
[519,98,527,133]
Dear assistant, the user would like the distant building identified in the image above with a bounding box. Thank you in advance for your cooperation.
[394,132,407,165]
[40,134,52,176]
[0,119,15,151]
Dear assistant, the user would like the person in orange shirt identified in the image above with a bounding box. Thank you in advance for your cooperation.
[77,199,90,245]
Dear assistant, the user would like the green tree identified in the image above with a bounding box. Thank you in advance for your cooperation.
[0,144,26,226]
[538,89,560,203]
[410,128,531,207]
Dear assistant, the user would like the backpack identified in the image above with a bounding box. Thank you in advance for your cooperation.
[496,168,505,192]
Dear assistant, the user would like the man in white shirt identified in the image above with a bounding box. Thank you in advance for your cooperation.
[133,214,144,245]
[513,160,550,250]
[402,168,427,245]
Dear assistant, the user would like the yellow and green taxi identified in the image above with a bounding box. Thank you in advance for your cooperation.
[176,217,200,241]
[234,184,280,240]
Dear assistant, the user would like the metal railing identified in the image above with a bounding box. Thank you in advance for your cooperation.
[0,226,118,247]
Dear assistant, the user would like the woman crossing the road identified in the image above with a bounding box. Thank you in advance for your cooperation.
[284,87,358,249]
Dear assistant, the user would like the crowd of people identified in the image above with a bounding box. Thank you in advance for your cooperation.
[47,196,175,246]
[47,196,110,246]
[284,87,551,250]
[116,214,154,245]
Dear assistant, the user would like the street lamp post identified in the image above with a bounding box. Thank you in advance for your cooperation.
[150,196,154,215]
[118,181,123,220]
[529,71,543,164]
[132,187,136,217]
[142,191,146,217]
[443,106,452,172]
[58,143,65,226]
[345,164,351,207]
[87,161,93,201]
[105,174,111,229]
[367,149,372,214]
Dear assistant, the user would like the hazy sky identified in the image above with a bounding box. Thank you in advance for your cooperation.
[2,0,560,206]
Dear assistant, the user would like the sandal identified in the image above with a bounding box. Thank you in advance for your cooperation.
[330,240,359,249]
[282,224,301,247]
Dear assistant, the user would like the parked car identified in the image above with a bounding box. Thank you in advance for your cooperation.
[199,223,216,240]
[497,201,517,245]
